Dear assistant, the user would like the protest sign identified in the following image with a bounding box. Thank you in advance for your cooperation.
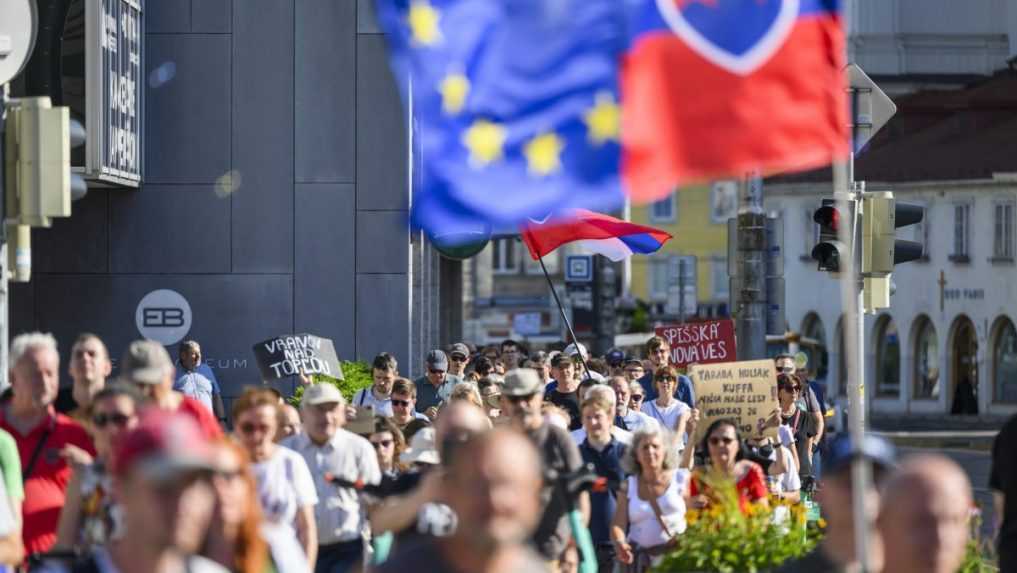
[654,318,736,369]
[689,359,778,443]
[253,334,343,381]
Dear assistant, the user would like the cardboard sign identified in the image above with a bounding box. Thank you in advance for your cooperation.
[253,334,343,381]
[689,359,778,443]
[654,319,736,369]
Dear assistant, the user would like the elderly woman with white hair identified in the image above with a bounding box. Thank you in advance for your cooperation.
[610,425,695,572]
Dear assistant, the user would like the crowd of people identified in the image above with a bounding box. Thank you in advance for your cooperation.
[0,330,993,573]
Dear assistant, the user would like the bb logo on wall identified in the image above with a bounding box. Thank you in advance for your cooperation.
[135,289,192,345]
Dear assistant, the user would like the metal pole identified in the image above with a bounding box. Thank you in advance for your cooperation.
[735,173,767,360]
[538,255,592,380]
[835,152,873,572]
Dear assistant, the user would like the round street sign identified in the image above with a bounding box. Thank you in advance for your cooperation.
[0,0,37,85]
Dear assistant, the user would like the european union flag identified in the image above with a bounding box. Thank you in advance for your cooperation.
[375,0,627,241]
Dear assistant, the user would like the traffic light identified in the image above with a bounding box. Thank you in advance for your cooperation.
[4,96,83,227]
[811,199,853,273]
[861,192,924,276]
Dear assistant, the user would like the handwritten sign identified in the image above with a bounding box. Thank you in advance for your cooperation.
[689,359,778,443]
[655,319,736,369]
[252,334,343,381]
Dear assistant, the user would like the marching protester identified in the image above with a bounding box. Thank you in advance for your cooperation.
[66,334,112,423]
[232,387,318,567]
[364,416,408,486]
[375,429,549,573]
[445,344,471,378]
[500,339,526,370]
[610,426,692,572]
[526,353,553,386]
[389,379,429,433]
[546,354,583,431]
[499,369,589,568]
[281,384,380,573]
[609,376,655,434]
[688,418,769,511]
[637,336,694,408]
[352,353,399,417]
[119,340,223,439]
[3,333,95,557]
[205,440,309,573]
[570,385,632,445]
[413,351,461,419]
[775,433,896,573]
[622,357,645,384]
[776,373,818,480]
[640,367,690,442]
[775,355,823,476]
[53,384,142,552]
[277,403,302,442]
[577,394,627,572]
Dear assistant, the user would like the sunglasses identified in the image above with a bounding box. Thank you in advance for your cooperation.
[391,399,411,407]
[655,377,676,384]
[92,412,133,429]
[450,355,467,362]
[779,384,802,393]
[505,394,536,404]
[777,366,796,373]
[630,394,645,402]
[709,436,736,446]
[371,439,394,449]
[428,369,446,375]
[239,423,272,435]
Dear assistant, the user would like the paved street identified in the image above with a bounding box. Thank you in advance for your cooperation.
[898,446,996,539]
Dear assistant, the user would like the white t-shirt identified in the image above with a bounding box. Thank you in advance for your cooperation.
[619,409,659,434]
[351,388,394,417]
[641,399,690,433]
[778,424,795,448]
[252,446,319,534]
[262,521,310,573]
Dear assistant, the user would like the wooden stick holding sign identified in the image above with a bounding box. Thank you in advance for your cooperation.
[688,359,779,445]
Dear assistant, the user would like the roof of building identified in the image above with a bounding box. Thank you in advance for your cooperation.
[769,68,1017,185]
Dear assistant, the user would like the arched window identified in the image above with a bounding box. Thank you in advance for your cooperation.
[993,317,1017,403]
[912,317,939,400]
[801,313,829,383]
[875,315,900,397]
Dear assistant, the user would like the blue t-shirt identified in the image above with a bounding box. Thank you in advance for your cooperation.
[578,438,627,545]
[638,372,695,409]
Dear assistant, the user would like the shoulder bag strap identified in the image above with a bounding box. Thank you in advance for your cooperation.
[643,478,673,539]
[22,418,55,482]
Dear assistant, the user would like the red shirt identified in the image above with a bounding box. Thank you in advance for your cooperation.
[0,407,95,555]
[690,463,768,513]
[177,396,223,440]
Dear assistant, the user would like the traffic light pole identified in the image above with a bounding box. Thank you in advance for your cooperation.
[734,174,767,361]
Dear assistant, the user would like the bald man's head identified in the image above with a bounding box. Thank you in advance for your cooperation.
[878,454,972,573]
[443,428,542,550]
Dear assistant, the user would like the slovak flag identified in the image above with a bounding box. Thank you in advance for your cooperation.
[521,210,673,262]
[622,0,849,201]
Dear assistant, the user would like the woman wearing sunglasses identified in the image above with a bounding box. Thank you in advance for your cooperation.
[232,387,318,568]
[688,417,769,513]
[54,384,142,551]
[777,373,817,480]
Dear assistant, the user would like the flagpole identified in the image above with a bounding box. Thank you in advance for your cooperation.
[537,255,593,380]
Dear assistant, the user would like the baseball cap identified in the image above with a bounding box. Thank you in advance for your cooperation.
[120,339,174,385]
[302,383,345,406]
[563,342,589,360]
[448,343,470,359]
[112,409,216,481]
[502,368,543,396]
[426,349,449,371]
[623,356,643,367]
[824,433,897,476]
[605,348,625,367]
[400,427,440,465]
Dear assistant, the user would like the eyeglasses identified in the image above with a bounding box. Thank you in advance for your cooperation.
[505,394,536,404]
[708,436,736,446]
[371,439,394,449]
[92,412,133,428]
[391,399,411,408]
[239,423,272,435]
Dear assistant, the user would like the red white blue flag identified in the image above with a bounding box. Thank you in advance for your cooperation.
[622,0,849,201]
[521,210,673,261]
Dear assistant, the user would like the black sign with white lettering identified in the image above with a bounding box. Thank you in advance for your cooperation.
[88,0,142,186]
[252,334,344,381]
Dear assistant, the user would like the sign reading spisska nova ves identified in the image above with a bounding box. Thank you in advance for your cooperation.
[85,0,142,186]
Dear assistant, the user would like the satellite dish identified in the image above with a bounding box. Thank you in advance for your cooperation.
[0,0,37,85]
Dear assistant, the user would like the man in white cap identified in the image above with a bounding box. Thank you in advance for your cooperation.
[562,342,605,382]
[282,384,380,573]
